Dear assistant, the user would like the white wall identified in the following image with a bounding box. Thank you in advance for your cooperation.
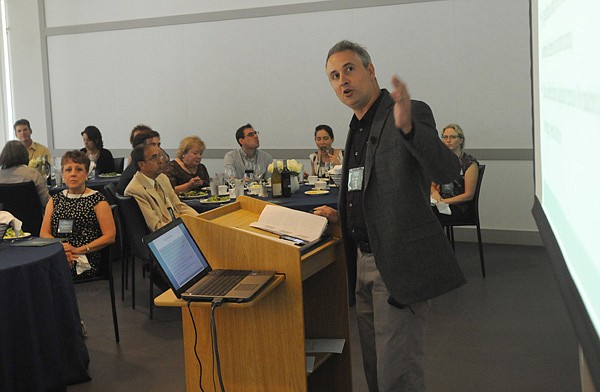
[6,0,539,239]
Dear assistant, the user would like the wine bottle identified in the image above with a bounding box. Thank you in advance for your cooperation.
[281,159,292,198]
[271,160,283,198]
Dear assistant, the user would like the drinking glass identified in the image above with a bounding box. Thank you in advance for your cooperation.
[224,167,236,187]
[254,163,264,181]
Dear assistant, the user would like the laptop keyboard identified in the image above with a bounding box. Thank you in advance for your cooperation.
[193,270,250,296]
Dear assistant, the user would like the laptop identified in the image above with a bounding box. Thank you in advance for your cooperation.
[142,218,275,302]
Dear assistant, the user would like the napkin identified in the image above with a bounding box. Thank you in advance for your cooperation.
[435,200,452,215]
[327,165,343,175]
[0,211,23,232]
[74,254,91,275]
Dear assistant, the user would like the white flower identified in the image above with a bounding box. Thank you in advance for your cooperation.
[268,159,302,174]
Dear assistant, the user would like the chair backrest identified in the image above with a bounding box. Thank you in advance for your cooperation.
[113,157,125,174]
[103,183,118,205]
[0,181,44,235]
[467,164,486,220]
[115,194,150,261]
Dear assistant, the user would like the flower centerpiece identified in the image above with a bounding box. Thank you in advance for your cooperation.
[267,159,303,175]
[28,156,51,179]
[268,159,303,193]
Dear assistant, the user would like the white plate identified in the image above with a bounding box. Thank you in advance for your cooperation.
[200,197,231,204]
[179,192,208,199]
[304,190,329,196]
[98,173,120,178]
[3,232,32,240]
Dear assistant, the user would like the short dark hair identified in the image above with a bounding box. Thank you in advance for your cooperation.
[326,40,372,69]
[0,140,29,168]
[13,119,31,131]
[314,124,334,139]
[235,123,253,146]
[131,130,160,148]
[61,150,90,172]
[131,144,152,171]
[129,124,155,146]
[81,125,104,149]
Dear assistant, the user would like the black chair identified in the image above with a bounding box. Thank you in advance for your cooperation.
[439,165,486,277]
[72,206,120,343]
[102,183,118,206]
[113,157,125,174]
[115,195,165,319]
[0,181,44,236]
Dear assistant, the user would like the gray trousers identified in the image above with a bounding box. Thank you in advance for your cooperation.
[355,249,430,392]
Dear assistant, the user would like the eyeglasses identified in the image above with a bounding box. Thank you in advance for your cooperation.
[441,135,462,140]
[144,153,164,162]
[245,131,259,138]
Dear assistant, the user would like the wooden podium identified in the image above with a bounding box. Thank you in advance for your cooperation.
[155,196,352,391]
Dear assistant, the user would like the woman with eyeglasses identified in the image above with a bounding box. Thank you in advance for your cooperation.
[431,123,479,215]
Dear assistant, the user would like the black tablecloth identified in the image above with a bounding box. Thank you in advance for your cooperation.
[184,184,339,213]
[0,242,90,391]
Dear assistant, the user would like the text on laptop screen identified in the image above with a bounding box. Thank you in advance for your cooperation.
[146,222,209,291]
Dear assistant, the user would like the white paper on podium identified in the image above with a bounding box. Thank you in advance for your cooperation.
[250,205,327,242]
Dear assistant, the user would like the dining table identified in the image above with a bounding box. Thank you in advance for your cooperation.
[0,240,91,391]
[183,183,339,213]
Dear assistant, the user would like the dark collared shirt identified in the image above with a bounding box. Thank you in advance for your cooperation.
[345,91,384,244]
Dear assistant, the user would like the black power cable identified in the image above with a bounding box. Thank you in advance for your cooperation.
[187,301,206,392]
[210,298,226,392]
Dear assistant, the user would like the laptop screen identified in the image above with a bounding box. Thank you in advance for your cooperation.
[145,219,210,292]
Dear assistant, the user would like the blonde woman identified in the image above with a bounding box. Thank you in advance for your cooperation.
[431,123,479,216]
[162,136,210,194]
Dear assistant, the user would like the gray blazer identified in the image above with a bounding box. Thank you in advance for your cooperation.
[339,90,466,305]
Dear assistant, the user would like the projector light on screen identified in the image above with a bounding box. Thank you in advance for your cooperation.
[532,0,600,386]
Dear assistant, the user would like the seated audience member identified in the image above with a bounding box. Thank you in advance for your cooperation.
[125,144,198,231]
[117,128,162,194]
[40,150,116,280]
[80,125,115,174]
[431,123,479,217]
[162,136,209,194]
[309,124,343,177]
[223,123,272,180]
[0,140,50,208]
[14,119,51,162]
[129,124,153,148]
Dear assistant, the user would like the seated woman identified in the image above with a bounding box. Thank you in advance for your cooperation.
[309,124,343,177]
[162,136,210,194]
[431,123,479,217]
[80,125,115,175]
[0,140,50,208]
[40,150,115,280]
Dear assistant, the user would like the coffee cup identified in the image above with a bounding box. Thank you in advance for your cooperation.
[218,185,228,196]
[314,180,328,190]
[307,175,318,184]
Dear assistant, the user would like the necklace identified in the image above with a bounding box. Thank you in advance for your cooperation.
[179,159,196,174]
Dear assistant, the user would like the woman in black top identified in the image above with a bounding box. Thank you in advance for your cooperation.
[80,125,115,175]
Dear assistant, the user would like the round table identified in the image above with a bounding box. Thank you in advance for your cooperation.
[0,241,90,391]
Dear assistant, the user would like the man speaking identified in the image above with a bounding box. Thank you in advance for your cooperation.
[314,40,466,392]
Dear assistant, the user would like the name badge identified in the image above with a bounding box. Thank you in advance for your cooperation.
[58,219,74,234]
[348,167,364,192]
